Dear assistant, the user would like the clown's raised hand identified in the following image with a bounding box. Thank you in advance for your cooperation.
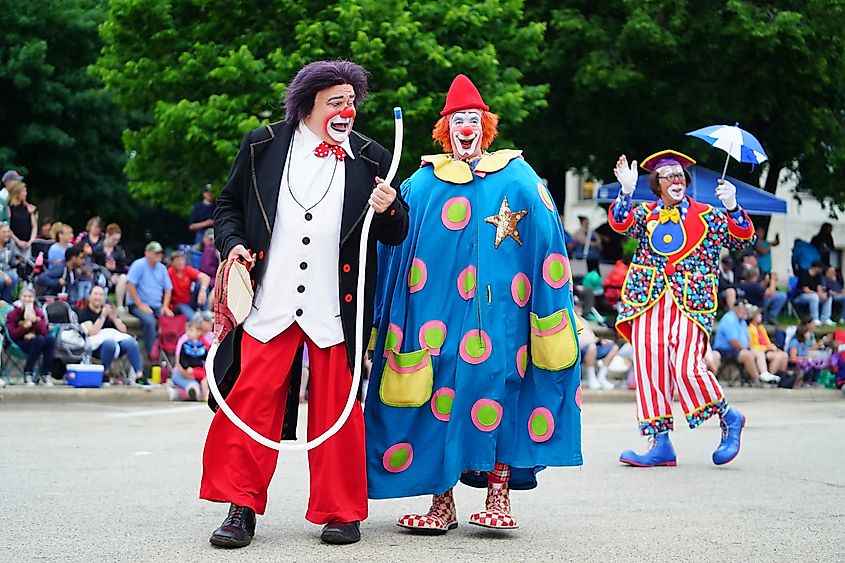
[715,179,738,210]
[614,155,638,195]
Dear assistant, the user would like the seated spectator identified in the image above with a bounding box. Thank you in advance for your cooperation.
[76,216,105,254]
[127,241,174,356]
[198,229,219,285]
[31,219,54,261]
[77,286,145,385]
[787,326,830,387]
[712,301,777,383]
[48,222,74,267]
[577,314,618,390]
[754,226,779,276]
[794,260,834,326]
[37,244,88,302]
[822,266,845,324]
[188,184,215,246]
[93,223,128,310]
[167,251,210,318]
[704,345,722,375]
[38,219,52,240]
[6,286,56,385]
[738,266,787,324]
[7,181,37,261]
[747,305,788,382]
[170,319,210,401]
[0,223,22,302]
[602,259,628,310]
[810,222,835,267]
[718,256,737,309]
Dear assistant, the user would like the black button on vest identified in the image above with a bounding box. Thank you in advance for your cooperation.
[300,262,307,270]
[302,237,310,245]
[295,309,303,317]
[305,212,312,221]
[297,285,305,293]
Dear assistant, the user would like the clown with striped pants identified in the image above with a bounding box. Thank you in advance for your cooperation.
[608,150,755,467]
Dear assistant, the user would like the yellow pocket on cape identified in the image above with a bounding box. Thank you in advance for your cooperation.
[380,348,434,408]
[530,308,578,371]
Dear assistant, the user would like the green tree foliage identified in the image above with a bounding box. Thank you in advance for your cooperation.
[94,0,547,212]
[521,0,845,210]
[0,0,131,224]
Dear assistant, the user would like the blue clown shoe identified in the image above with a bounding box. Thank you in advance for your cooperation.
[712,408,746,466]
[619,432,677,467]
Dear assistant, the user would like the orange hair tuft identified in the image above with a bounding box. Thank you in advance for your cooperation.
[432,111,499,153]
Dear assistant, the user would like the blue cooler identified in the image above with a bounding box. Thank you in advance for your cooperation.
[66,364,105,388]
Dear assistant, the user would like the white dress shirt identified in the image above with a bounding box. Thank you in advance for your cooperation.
[244,122,353,347]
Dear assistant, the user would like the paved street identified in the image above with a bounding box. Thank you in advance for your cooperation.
[2,388,844,562]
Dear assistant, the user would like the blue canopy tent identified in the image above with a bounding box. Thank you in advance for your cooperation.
[595,165,787,215]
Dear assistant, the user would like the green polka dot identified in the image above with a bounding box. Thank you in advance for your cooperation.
[424,328,445,349]
[435,394,453,415]
[389,448,410,469]
[447,203,468,223]
[465,335,485,358]
[464,271,476,293]
[409,266,423,286]
[517,279,527,302]
[520,352,529,372]
[549,260,565,282]
[477,405,499,426]
[531,415,549,436]
[385,331,399,350]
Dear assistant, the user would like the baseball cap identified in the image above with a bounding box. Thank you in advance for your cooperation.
[202,183,213,193]
[2,170,23,183]
[145,241,163,253]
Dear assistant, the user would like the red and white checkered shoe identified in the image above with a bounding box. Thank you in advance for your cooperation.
[397,489,458,535]
[468,483,519,530]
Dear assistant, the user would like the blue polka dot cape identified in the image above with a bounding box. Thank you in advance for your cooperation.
[364,151,583,499]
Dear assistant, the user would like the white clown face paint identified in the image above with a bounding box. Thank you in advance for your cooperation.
[305,84,356,144]
[656,164,687,205]
[449,110,483,160]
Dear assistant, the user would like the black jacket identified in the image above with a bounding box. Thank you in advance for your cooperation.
[209,121,409,439]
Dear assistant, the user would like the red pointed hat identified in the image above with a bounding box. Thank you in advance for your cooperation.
[440,74,489,116]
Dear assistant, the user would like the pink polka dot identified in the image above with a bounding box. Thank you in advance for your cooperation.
[382,443,414,473]
[408,258,427,293]
[471,399,503,432]
[528,407,555,442]
[542,253,570,289]
[383,323,404,358]
[430,387,455,421]
[575,385,582,409]
[516,345,528,378]
[459,330,492,364]
[418,320,447,356]
[441,197,472,230]
[511,273,531,307]
[457,265,477,300]
[538,182,555,211]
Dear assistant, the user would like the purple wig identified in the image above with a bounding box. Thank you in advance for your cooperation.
[284,60,369,124]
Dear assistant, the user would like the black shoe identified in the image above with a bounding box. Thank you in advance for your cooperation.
[209,504,256,548]
[320,521,361,545]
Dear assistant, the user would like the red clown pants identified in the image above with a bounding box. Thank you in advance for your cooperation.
[199,324,367,523]
[631,293,726,435]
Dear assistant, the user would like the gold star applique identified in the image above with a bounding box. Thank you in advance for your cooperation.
[485,196,529,248]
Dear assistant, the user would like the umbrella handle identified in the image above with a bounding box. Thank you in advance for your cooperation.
[720,142,733,180]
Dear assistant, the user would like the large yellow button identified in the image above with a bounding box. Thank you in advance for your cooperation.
[663,234,673,243]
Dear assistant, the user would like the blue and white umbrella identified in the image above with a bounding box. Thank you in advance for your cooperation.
[686,123,768,179]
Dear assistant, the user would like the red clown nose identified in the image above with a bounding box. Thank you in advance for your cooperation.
[460,126,473,136]
[340,106,356,119]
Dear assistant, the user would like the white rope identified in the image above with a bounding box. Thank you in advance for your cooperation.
[205,108,404,451]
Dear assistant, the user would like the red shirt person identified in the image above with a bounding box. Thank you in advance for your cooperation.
[167,251,210,318]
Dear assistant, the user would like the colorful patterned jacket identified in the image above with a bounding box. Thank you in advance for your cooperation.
[608,193,754,342]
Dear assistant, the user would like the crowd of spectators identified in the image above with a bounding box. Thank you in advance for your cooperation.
[0,169,220,393]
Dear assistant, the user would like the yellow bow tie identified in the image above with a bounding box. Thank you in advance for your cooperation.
[659,208,680,224]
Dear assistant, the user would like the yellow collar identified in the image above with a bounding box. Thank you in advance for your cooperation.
[420,150,523,184]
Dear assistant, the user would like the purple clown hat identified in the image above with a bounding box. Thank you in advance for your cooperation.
[640,149,696,172]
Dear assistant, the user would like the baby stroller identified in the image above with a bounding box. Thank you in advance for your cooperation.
[43,299,90,379]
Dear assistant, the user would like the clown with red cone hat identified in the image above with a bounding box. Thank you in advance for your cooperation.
[608,151,755,468]
[364,74,582,534]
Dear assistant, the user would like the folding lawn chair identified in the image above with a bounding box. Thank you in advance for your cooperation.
[151,314,187,383]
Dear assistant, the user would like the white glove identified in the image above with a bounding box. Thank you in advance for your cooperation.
[614,155,638,195]
[715,179,738,210]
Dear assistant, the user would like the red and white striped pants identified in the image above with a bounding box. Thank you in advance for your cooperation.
[631,293,725,435]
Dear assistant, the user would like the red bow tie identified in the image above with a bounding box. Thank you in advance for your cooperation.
[314,141,346,161]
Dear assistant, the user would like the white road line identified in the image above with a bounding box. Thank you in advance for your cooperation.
[107,405,208,418]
